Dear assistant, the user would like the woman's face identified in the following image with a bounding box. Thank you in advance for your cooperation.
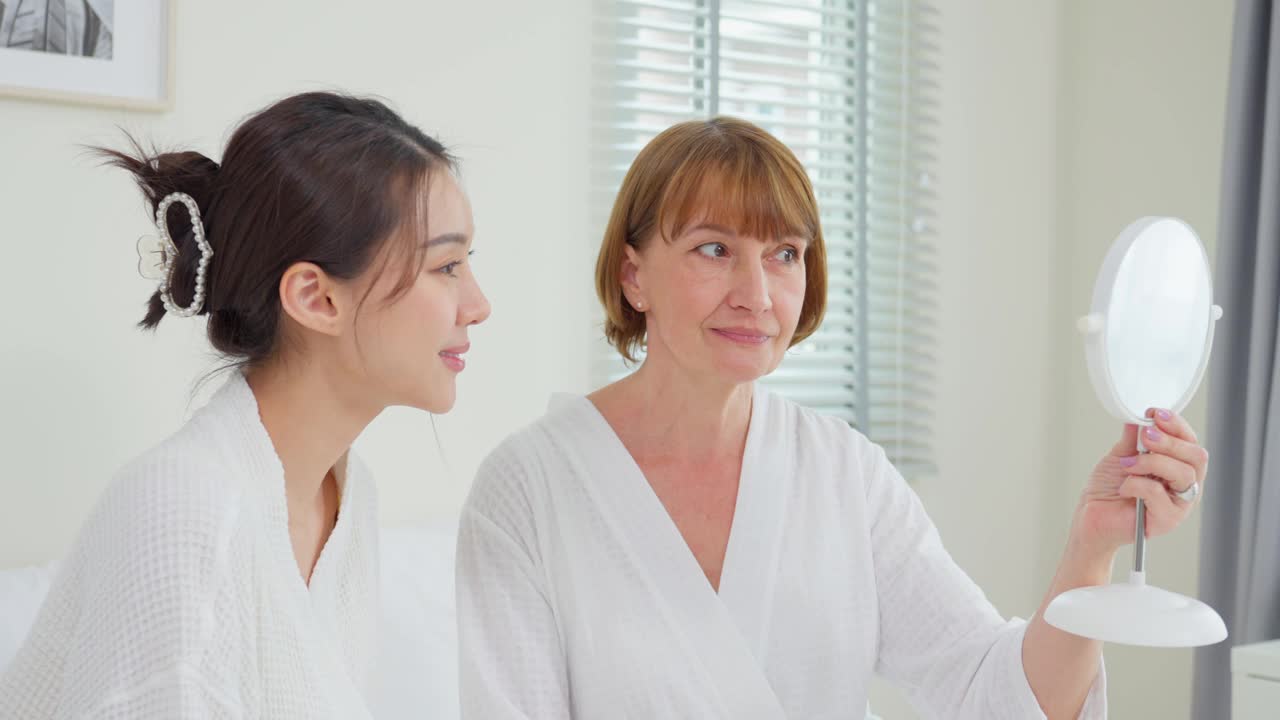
[625,216,808,385]
[349,172,491,413]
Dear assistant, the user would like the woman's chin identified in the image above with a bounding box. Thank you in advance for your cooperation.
[407,380,457,414]
[707,354,774,385]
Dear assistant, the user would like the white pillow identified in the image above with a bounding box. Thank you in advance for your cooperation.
[0,562,57,676]
[370,523,460,720]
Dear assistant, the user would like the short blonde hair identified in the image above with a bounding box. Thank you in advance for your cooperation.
[595,117,828,363]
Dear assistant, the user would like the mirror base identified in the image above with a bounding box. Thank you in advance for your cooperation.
[1044,572,1228,647]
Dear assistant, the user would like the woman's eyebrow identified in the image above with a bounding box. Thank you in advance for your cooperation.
[423,232,469,248]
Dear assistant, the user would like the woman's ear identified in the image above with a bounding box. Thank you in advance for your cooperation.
[279,261,345,337]
[622,244,646,310]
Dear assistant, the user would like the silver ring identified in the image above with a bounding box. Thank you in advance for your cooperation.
[1175,481,1201,503]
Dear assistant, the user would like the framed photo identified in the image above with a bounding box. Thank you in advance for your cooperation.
[0,0,173,111]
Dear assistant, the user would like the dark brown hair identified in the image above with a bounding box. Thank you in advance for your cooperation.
[595,116,827,363]
[99,91,454,365]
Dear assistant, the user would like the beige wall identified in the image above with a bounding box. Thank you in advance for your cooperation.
[1052,2,1233,719]
[871,2,1234,718]
[870,1,1233,718]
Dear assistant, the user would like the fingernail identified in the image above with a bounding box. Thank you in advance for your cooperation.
[1119,455,1139,467]
[1144,426,1163,443]
[1156,409,1172,421]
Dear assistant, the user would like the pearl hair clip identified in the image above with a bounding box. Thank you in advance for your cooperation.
[136,192,214,317]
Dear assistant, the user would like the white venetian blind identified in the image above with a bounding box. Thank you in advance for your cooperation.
[592,0,938,479]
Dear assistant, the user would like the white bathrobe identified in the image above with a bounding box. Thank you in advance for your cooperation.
[457,385,1106,719]
[0,372,380,719]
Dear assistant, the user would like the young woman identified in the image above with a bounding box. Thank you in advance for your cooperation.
[0,91,489,718]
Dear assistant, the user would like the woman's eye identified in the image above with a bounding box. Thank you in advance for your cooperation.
[775,247,799,264]
[437,250,475,277]
[696,242,728,259]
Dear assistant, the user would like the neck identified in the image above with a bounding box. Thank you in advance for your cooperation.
[604,348,754,462]
[245,358,380,518]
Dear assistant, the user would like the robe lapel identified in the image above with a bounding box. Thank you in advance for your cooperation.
[716,385,790,663]
[544,389,788,719]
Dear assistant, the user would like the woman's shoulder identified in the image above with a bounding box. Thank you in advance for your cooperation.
[463,394,592,525]
[99,371,271,519]
[24,432,247,668]
[757,385,882,461]
[477,393,590,473]
[3,433,251,720]
[71,387,257,581]
[78,440,243,575]
[109,410,241,505]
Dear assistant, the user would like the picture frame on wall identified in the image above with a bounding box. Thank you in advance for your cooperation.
[0,0,173,111]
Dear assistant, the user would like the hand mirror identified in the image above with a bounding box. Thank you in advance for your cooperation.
[1044,216,1228,647]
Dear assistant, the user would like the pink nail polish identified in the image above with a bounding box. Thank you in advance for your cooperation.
[1119,455,1138,467]
[1144,426,1163,443]
[1157,409,1172,421]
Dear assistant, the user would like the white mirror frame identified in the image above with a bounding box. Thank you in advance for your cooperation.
[1077,216,1223,425]
[1045,216,1229,649]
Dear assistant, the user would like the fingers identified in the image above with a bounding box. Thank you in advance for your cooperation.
[1125,413,1210,490]
[1110,423,1140,457]
[1119,475,1188,536]
[1117,450,1199,494]
[1145,407,1200,446]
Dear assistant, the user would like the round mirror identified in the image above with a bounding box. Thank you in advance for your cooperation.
[1080,217,1220,424]
[1047,216,1227,648]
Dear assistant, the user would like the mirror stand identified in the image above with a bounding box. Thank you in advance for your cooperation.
[1044,311,1227,647]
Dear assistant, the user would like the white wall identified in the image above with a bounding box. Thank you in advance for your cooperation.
[867,1,1066,716]
[0,0,594,567]
[1052,2,1233,720]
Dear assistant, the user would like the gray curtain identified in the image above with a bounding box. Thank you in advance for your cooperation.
[1193,0,1280,716]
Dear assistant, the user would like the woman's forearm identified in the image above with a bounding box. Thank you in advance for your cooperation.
[1022,514,1117,719]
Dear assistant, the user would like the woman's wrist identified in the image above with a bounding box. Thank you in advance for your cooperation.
[1059,508,1121,588]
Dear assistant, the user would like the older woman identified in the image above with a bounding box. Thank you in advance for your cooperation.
[456,117,1207,718]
